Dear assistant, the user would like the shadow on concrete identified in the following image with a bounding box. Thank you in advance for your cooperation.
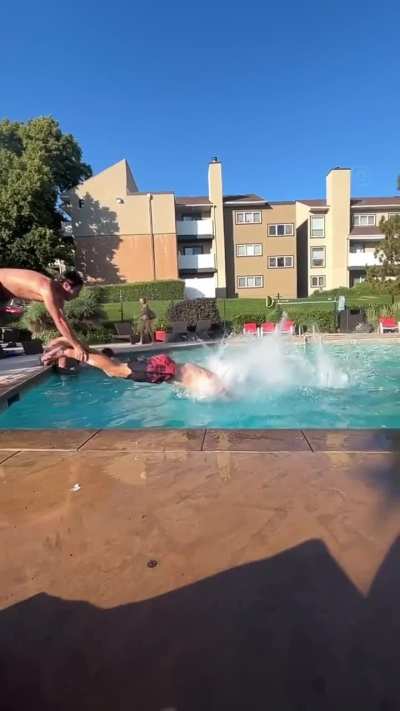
[73,193,121,283]
[1,536,400,710]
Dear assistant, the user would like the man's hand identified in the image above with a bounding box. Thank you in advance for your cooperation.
[71,341,89,363]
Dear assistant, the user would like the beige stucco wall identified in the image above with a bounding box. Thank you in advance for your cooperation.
[69,161,178,284]
[326,169,351,290]
[208,161,226,294]
[227,203,297,298]
[76,233,178,284]
[72,192,176,238]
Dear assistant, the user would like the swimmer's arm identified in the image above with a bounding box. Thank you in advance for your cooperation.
[62,348,131,378]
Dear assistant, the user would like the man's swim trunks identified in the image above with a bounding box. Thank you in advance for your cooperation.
[126,354,176,384]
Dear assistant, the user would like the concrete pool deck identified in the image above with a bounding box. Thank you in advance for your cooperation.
[2,428,400,709]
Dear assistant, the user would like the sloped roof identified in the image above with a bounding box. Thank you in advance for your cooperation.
[175,196,212,206]
[223,194,265,204]
[349,226,384,236]
[351,197,400,207]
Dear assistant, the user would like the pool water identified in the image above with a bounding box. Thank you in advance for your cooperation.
[1,341,400,429]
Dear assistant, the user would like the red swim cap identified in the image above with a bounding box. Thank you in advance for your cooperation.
[146,354,176,383]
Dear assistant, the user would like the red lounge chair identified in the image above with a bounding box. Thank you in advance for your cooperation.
[243,322,258,336]
[260,322,276,336]
[379,317,400,334]
[280,319,295,335]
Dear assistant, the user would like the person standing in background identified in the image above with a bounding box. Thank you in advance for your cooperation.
[137,297,156,345]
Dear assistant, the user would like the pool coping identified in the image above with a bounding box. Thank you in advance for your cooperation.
[0,428,399,453]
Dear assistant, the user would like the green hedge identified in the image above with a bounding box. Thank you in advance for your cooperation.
[231,306,337,334]
[90,280,185,303]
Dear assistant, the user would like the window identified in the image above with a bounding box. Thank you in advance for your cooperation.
[310,215,325,237]
[182,213,202,221]
[235,211,262,224]
[78,199,85,208]
[179,245,203,255]
[237,275,264,288]
[268,223,294,236]
[310,246,326,268]
[236,243,263,257]
[310,275,326,289]
[268,256,294,268]
[350,242,365,253]
[353,214,376,226]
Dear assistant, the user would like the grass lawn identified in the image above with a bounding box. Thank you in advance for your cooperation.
[100,297,338,323]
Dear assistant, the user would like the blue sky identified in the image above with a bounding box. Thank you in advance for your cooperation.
[1,0,399,200]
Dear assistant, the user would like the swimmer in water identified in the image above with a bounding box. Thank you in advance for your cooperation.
[42,337,228,398]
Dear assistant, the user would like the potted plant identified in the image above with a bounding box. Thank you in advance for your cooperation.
[154,318,169,342]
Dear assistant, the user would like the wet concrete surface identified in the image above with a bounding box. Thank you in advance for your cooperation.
[1,444,400,709]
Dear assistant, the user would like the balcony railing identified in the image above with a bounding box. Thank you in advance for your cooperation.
[348,252,381,268]
[176,218,213,238]
[178,254,216,271]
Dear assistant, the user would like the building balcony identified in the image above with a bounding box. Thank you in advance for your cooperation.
[176,218,214,238]
[178,253,216,272]
[348,252,381,268]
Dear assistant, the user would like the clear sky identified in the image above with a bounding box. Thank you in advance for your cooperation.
[1,0,399,201]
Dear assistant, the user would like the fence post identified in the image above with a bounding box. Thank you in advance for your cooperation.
[119,289,123,322]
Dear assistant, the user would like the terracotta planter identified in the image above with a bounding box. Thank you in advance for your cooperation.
[155,330,167,342]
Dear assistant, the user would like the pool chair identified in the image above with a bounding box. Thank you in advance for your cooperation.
[169,320,190,342]
[260,322,276,336]
[379,317,400,334]
[280,319,295,335]
[22,339,43,355]
[195,319,214,340]
[114,321,135,343]
[243,322,258,336]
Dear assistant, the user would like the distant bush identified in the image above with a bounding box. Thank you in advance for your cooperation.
[64,287,101,320]
[91,280,185,303]
[231,305,337,334]
[167,298,221,326]
[21,303,53,336]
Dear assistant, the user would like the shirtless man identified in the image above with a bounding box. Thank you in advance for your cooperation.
[43,338,227,398]
[0,268,87,361]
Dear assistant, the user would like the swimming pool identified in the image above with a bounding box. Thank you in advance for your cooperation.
[1,340,400,429]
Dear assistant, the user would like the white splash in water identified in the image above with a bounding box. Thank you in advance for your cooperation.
[204,329,348,396]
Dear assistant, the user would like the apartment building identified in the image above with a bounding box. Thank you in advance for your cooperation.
[64,159,400,298]
[295,169,400,295]
[224,198,297,298]
[64,158,227,297]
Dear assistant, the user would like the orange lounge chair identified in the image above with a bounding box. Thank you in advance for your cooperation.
[280,319,295,335]
[379,317,400,334]
[260,322,276,336]
[243,322,258,336]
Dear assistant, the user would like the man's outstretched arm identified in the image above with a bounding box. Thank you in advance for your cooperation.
[42,284,88,361]
[49,343,131,379]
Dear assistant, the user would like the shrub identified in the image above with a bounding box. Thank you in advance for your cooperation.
[21,303,53,335]
[64,287,101,320]
[91,279,185,303]
[231,306,337,334]
[289,308,336,333]
[167,298,221,326]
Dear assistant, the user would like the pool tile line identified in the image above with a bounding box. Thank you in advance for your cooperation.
[76,430,102,451]
[200,429,207,451]
[1,429,400,453]
[0,450,20,465]
[301,431,314,452]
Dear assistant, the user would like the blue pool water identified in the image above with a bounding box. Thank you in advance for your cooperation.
[1,340,400,429]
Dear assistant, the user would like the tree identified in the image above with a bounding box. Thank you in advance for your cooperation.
[368,214,400,280]
[0,116,91,271]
